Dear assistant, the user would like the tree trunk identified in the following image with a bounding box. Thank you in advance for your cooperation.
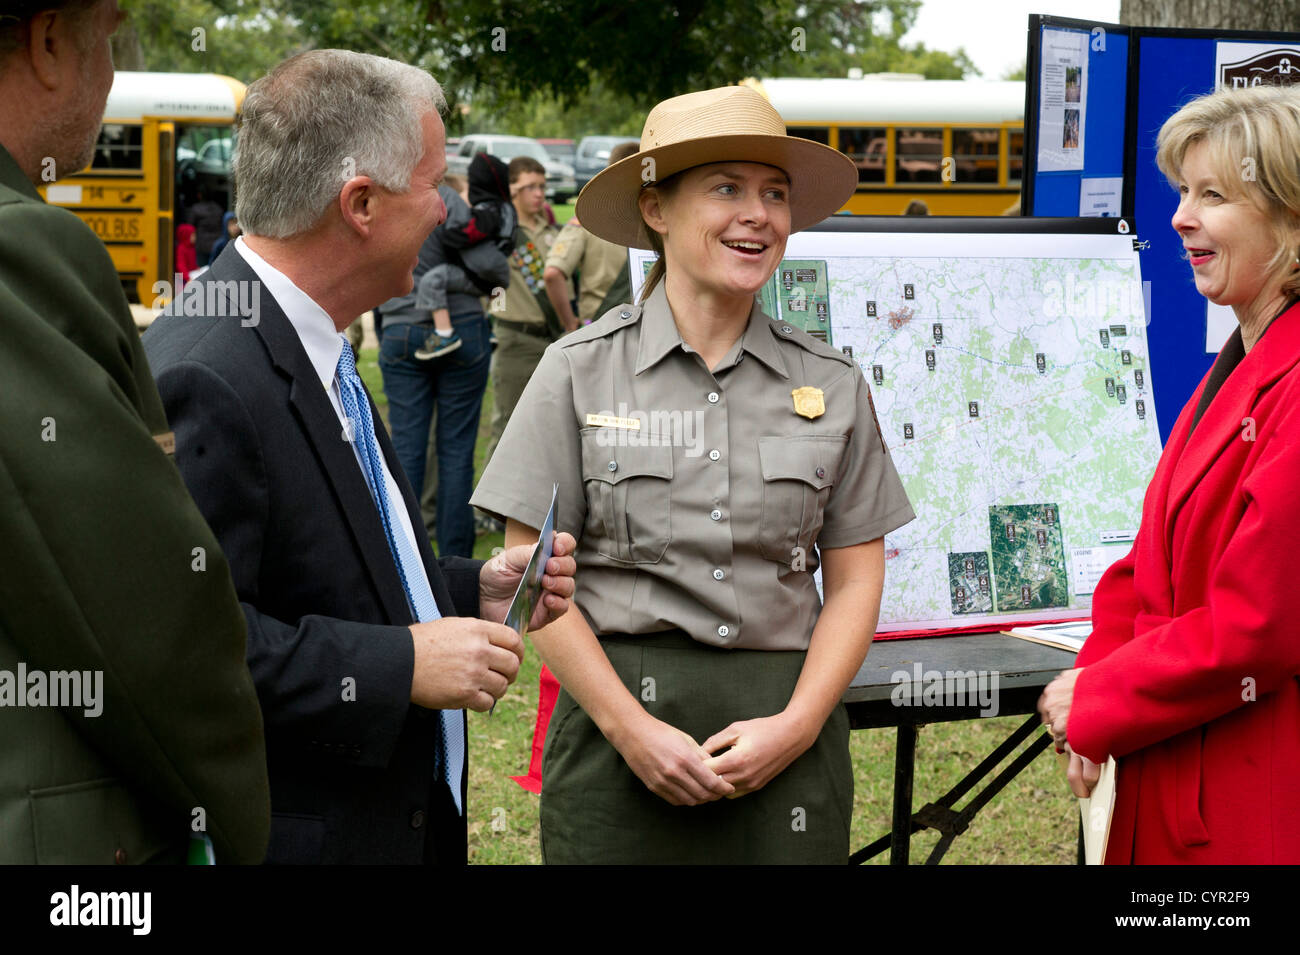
[111,21,146,72]
[1120,0,1300,29]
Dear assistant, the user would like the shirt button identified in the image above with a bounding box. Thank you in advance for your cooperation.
[708,449,721,461]
[707,391,719,403]
[717,624,730,638]
[410,810,426,829]
[607,460,617,472]
[712,568,724,580]
[816,466,826,478]
[710,509,722,521]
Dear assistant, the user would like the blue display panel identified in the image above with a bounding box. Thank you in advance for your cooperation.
[1131,35,1220,442]
[1028,26,1130,219]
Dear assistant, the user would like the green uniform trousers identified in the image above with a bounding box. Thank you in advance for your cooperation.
[540,630,853,864]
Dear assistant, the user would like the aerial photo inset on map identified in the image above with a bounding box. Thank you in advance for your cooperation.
[947,551,994,615]
[988,503,1069,612]
[758,259,832,344]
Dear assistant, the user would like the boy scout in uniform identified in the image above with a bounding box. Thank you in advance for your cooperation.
[541,141,639,331]
[483,156,562,469]
[0,0,269,864]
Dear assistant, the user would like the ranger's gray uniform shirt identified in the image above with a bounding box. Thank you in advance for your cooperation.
[470,282,915,650]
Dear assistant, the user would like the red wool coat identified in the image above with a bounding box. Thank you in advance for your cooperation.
[1070,300,1300,864]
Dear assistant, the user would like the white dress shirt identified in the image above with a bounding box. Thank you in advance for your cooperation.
[233,236,436,603]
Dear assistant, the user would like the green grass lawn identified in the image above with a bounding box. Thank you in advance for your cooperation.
[358,347,1081,864]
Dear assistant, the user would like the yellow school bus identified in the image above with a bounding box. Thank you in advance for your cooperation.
[744,76,1025,215]
[38,71,246,304]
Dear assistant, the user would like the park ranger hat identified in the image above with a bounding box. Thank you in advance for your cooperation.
[576,85,858,249]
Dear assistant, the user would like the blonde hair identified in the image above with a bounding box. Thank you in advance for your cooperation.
[636,173,682,303]
[1156,85,1300,298]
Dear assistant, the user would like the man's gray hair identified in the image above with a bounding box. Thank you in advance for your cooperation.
[234,49,445,239]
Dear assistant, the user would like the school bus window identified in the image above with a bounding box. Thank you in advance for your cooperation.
[838,127,886,183]
[787,126,830,146]
[91,124,143,171]
[952,128,999,183]
[896,128,942,183]
[1009,128,1024,184]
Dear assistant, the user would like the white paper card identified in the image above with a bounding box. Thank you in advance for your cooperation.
[1079,177,1122,218]
[1036,28,1088,173]
[1071,545,1128,596]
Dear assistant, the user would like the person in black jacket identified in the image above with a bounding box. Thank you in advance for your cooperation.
[143,48,575,864]
[412,152,515,360]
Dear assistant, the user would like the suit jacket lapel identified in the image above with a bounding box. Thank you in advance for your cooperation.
[1166,302,1300,522]
[200,252,415,625]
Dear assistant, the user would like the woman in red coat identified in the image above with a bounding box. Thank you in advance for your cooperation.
[1039,85,1300,864]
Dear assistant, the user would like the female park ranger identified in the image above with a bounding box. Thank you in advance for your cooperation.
[471,85,915,863]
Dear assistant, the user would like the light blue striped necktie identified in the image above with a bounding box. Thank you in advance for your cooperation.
[335,339,464,815]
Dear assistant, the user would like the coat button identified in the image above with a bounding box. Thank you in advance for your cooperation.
[717,625,730,638]
[410,810,426,829]
[114,848,127,864]
[708,449,720,461]
[607,460,617,472]
[782,325,793,334]
[620,310,632,319]
[712,568,724,580]
[707,392,719,403]
[816,466,826,479]
[710,509,722,521]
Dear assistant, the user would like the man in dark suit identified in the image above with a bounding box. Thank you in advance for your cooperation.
[0,0,270,864]
[143,49,576,864]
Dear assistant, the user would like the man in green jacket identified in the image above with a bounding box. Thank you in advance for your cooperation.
[0,0,270,864]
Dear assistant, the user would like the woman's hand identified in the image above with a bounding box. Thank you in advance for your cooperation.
[1064,744,1102,799]
[701,713,816,798]
[1038,666,1082,749]
[615,714,735,806]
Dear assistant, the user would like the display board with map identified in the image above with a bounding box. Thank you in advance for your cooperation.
[629,225,1161,634]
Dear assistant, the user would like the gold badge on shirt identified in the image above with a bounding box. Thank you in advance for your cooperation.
[791,386,825,420]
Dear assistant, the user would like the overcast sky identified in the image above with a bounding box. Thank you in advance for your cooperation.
[904,0,1123,79]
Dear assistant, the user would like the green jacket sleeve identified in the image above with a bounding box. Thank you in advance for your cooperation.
[0,196,271,863]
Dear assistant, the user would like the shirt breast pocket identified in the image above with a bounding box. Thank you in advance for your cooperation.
[580,428,674,564]
[757,434,847,563]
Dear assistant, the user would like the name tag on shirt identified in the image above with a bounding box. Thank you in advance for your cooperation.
[585,413,641,431]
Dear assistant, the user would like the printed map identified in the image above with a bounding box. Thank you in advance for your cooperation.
[632,230,1163,632]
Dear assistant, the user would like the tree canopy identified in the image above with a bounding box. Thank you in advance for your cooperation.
[115,0,978,135]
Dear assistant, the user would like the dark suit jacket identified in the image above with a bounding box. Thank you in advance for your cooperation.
[0,145,269,864]
[142,243,483,864]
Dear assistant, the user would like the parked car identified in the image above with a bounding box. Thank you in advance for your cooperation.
[446,134,577,203]
[573,135,638,193]
[538,138,575,165]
